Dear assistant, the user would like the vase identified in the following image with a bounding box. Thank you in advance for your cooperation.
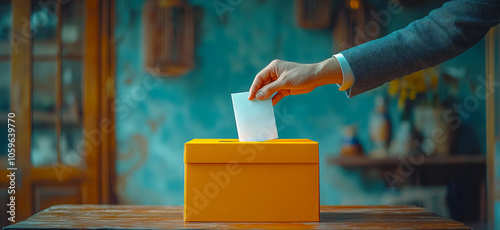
[369,96,391,158]
[413,105,455,156]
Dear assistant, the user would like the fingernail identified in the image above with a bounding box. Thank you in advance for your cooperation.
[256,91,264,99]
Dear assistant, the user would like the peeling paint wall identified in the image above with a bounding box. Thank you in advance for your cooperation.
[114,0,487,210]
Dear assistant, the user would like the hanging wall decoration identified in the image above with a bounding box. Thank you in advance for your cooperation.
[296,0,331,29]
[333,0,379,52]
[143,0,194,76]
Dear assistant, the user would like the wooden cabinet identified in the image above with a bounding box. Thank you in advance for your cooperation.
[0,0,116,226]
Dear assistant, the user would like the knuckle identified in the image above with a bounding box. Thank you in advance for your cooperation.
[271,59,281,65]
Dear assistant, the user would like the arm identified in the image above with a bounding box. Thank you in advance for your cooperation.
[342,0,500,97]
[248,0,500,103]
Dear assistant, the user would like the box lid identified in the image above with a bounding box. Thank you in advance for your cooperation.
[184,139,318,163]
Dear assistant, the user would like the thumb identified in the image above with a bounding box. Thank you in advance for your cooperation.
[256,80,282,100]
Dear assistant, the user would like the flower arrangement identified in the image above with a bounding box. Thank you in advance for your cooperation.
[387,67,440,109]
[386,65,465,156]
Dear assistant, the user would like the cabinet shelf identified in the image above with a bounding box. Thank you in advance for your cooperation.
[32,110,81,126]
[32,40,83,61]
[328,155,486,167]
[33,55,83,61]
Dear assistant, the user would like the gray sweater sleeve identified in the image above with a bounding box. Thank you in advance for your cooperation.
[340,0,500,97]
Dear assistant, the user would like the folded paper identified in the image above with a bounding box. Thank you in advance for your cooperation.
[231,91,278,142]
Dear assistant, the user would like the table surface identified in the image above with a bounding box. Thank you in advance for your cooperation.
[5,205,470,230]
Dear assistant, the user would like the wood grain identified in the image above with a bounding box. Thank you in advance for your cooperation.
[5,205,470,229]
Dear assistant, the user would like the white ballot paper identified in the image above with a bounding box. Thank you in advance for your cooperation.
[231,92,278,142]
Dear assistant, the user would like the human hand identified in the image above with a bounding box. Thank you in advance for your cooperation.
[248,58,343,105]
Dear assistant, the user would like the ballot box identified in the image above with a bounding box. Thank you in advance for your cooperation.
[184,139,319,222]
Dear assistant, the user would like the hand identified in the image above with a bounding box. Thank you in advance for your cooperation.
[248,58,343,105]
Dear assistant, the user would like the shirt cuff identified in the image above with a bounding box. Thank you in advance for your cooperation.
[333,53,354,91]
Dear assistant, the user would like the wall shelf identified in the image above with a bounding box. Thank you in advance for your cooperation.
[328,154,487,223]
[328,155,486,167]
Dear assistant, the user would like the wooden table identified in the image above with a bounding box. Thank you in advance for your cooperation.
[5,205,470,229]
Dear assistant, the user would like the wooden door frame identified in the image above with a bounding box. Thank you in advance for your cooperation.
[485,27,495,226]
[85,0,117,204]
[99,0,117,204]
[82,0,118,205]
[83,0,102,205]
[10,0,33,222]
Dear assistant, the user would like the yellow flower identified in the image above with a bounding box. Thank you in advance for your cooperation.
[388,66,440,108]
[388,79,400,96]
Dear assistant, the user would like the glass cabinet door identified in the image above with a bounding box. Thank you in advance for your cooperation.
[0,1,12,167]
[60,0,84,167]
[30,0,84,168]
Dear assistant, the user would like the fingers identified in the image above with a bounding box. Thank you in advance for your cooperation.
[249,61,277,100]
[272,89,290,106]
[248,66,271,100]
[255,80,284,100]
[261,78,273,87]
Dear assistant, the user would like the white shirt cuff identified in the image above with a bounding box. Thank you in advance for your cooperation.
[333,53,354,91]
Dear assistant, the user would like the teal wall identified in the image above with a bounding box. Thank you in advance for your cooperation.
[114,0,487,208]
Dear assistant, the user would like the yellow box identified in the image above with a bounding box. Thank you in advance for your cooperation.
[184,139,319,222]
